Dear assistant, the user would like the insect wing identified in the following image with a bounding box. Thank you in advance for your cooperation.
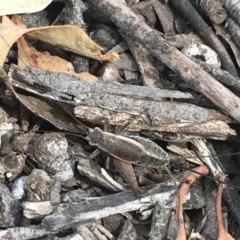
[129,135,169,167]
[89,128,145,164]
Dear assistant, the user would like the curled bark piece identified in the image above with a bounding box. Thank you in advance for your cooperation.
[168,0,238,76]
[200,0,227,24]
[85,0,240,123]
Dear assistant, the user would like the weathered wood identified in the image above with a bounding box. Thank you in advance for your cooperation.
[153,1,175,35]
[226,17,240,50]
[85,0,240,123]
[193,59,240,92]
[11,66,193,101]
[199,0,227,24]
[22,201,53,219]
[191,139,240,226]
[10,67,236,139]
[41,185,179,231]
[0,184,21,227]
[221,0,240,26]
[0,226,50,240]
[169,0,237,76]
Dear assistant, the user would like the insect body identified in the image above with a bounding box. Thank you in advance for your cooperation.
[88,127,169,167]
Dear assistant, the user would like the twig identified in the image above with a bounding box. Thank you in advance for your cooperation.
[221,0,240,26]
[86,0,240,123]
[199,0,227,24]
[153,0,175,35]
[41,185,179,232]
[226,17,240,49]
[216,174,234,240]
[169,0,237,76]
[193,59,240,92]
[176,165,209,240]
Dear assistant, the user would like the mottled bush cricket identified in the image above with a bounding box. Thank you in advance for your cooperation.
[87,123,174,196]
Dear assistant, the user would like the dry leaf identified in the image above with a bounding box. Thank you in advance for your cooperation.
[0,16,29,66]
[17,36,98,81]
[0,0,52,16]
[17,93,86,133]
[27,25,119,62]
[0,16,119,67]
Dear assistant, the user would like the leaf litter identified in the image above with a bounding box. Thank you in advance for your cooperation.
[0,1,239,239]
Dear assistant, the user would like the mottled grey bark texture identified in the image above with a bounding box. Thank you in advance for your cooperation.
[169,0,236,75]
[86,0,240,123]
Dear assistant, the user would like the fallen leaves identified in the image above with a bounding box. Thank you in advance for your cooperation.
[0,15,119,80]
[0,0,52,16]
[27,25,119,62]
[0,16,29,67]
[17,36,98,81]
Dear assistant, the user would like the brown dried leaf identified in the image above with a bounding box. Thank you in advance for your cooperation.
[17,36,98,81]
[12,15,119,62]
[0,16,29,66]
[27,25,119,62]
[0,16,119,67]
